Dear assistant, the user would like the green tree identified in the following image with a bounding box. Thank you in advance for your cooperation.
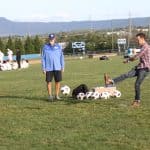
[64,41,73,54]
[0,38,5,52]
[5,36,15,51]
[33,35,42,53]
[24,36,34,54]
[14,38,25,54]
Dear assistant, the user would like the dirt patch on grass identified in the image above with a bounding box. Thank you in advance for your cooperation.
[29,59,41,64]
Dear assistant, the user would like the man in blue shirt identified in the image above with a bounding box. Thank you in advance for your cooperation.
[42,33,64,101]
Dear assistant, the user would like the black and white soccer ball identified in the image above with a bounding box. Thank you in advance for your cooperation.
[100,92,110,99]
[77,92,85,100]
[91,91,100,100]
[60,85,71,96]
[112,90,121,98]
[85,91,93,99]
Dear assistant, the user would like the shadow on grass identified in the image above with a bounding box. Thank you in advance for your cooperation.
[63,96,93,105]
[0,94,93,105]
[0,95,133,110]
[0,95,48,102]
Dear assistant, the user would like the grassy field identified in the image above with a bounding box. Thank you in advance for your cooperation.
[0,56,150,150]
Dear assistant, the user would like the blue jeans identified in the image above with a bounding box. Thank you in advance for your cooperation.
[113,67,149,100]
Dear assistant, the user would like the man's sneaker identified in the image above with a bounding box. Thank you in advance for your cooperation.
[104,73,114,87]
[48,95,53,102]
[55,96,61,100]
[131,100,140,107]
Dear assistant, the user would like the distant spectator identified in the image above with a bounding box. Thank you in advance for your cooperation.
[0,50,4,63]
[7,48,13,63]
[21,59,29,68]
[16,49,21,68]
[12,60,18,70]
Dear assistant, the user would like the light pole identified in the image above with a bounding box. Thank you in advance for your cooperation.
[111,20,114,52]
[127,12,132,48]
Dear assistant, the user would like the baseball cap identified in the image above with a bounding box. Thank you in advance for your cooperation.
[48,33,55,40]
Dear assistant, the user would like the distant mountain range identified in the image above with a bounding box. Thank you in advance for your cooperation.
[0,17,150,36]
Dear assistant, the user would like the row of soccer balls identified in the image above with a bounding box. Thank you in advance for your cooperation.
[60,85,121,100]
[76,90,121,100]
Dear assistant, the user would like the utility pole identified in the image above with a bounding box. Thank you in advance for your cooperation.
[111,20,114,52]
[89,14,93,33]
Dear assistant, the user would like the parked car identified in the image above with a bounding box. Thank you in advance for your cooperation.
[99,56,109,60]
[124,48,141,58]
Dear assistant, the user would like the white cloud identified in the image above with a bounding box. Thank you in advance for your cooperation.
[12,12,72,22]
[13,14,50,22]
[50,11,71,22]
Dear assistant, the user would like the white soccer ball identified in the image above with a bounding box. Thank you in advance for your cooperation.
[80,56,83,60]
[100,92,110,99]
[77,92,85,100]
[85,91,93,99]
[91,91,100,100]
[112,90,121,98]
[60,85,71,96]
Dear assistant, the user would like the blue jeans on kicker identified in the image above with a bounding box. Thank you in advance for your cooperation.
[113,67,149,100]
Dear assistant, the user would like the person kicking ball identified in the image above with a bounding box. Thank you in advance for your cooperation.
[104,33,150,107]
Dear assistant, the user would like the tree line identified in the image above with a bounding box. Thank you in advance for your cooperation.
[58,31,120,54]
[0,35,43,55]
[0,30,142,55]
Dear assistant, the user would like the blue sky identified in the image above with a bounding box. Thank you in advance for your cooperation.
[0,0,150,22]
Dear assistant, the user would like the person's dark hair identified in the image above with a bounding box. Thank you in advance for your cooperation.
[136,33,146,39]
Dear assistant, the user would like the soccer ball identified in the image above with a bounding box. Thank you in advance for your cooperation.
[91,91,100,100]
[60,85,71,96]
[85,91,93,99]
[100,92,110,99]
[77,92,85,100]
[112,90,121,98]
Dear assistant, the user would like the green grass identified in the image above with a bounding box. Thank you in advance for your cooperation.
[0,56,150,150]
